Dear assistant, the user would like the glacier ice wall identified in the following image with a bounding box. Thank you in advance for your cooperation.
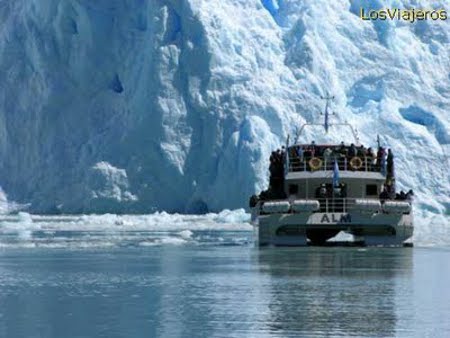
[0,0,448,217]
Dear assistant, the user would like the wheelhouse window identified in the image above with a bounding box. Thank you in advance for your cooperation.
[289,184,299,195]
[366,184,378,196]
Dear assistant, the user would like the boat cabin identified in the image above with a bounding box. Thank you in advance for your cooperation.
[280,142,392,212]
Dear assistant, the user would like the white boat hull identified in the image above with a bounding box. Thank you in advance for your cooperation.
[253,211,413,247]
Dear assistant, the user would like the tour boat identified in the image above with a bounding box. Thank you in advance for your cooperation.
[249,99,414,246]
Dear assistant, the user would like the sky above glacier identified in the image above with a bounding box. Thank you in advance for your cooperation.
[0,0,448,218]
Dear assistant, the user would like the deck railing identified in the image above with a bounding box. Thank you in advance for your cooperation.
[259,197,412,215]
[287,156,385,173]
[260,198,378,214]
[297,198,360,213]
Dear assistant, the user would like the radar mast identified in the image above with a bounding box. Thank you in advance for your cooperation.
[320,94,335,133]
[293,94,361,145]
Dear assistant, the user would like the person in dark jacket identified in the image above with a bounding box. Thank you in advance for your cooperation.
[377,147,386,173]
[349,143,358,157]
[387,149,394,177]
[379,186,389,202]
[406,189,414,202]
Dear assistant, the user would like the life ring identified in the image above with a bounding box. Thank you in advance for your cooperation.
[309,157,323,171]
[350,156,363,170]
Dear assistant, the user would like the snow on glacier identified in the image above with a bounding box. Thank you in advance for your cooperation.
[0,0,448,233]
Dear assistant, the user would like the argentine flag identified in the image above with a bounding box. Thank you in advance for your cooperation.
[333,160,340,188]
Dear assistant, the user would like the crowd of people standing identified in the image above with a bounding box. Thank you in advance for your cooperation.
[250,142,413,206]
[289,141,395,175]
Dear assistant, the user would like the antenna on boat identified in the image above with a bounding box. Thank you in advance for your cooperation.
[293,94,361,145]
[293,126,300,144]
[320,94,335,133]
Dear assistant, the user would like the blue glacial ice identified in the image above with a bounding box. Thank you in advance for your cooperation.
[0,0,448,225]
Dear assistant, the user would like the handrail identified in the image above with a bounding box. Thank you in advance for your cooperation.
[259,197,411,214]
[287,155,382,173]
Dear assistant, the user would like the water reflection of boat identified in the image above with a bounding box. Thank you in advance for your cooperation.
[249,97,414,247]
[257,248,413,336]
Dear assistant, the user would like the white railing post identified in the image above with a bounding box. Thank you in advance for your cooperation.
[285,150,290,174]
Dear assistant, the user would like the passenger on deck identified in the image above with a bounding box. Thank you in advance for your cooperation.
[269,152,275,172]
[358,145,367,157]
[385,178,396,199]
[376,147,383,164]
[296,146,304,162]
[333,186,341,197]
[379,186,389,202]
[377,147,386,173]
[323,147,332,162]
[304,147,311,164]
[316,184,328,211]
[268,148,286,198]
[316,146,324,157]
[277,149,284,176]
[340,183,347,198]
[406,189,414,201]
[310,141,317,157]
[367,147,375,163]
[349,143,358,157]
[399,191,406,200]
[387,149,394,177]
[319,184,327,198]
[274,149,281,166]
[339,142,347,157]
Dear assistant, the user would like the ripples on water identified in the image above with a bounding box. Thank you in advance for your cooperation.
[0,214,449,337]
[0,229,251,249]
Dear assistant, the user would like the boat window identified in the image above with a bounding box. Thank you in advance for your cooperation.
[366,184,378,196]
[289,184,299,195]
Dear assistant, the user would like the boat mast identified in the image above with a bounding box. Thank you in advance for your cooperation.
[293,95,361,145]
[320,94,335,133]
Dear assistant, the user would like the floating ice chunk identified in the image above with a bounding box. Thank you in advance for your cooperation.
[178,230,193,240]
[213,209,251,224]
[89,162,138,203]
[17,212,33,224]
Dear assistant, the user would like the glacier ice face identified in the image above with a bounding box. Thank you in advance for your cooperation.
[0,0,448,219]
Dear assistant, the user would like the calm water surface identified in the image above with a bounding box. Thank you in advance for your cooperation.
[0,232,449,337]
